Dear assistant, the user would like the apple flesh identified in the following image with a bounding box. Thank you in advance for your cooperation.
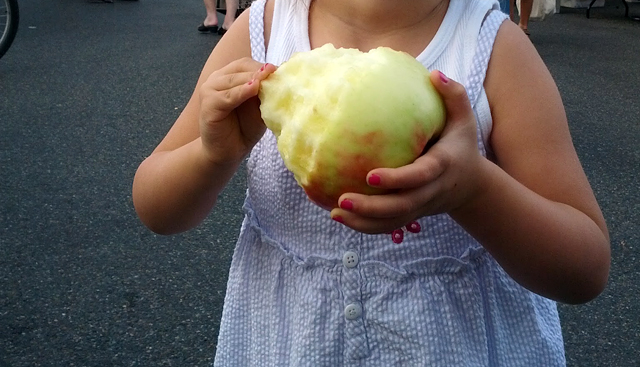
[258,44,446,210]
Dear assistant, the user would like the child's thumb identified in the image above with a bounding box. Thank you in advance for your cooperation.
[428,70,473,124]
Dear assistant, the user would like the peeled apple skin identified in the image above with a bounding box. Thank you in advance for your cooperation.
[258,43,446,211]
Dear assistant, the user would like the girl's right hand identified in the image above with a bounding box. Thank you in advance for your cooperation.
[198,58,277,165]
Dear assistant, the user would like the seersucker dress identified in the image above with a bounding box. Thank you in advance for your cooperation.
[213,0,567,365]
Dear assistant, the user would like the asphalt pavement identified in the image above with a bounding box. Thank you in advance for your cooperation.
[1,0,639,366]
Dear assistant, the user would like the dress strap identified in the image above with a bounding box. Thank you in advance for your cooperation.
[466,9,508,107]
[249,0,268,63]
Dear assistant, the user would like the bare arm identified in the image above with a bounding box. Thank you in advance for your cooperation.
[132,10,275,235]
[454,21,610,303]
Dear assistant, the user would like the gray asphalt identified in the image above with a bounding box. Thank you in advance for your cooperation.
[0,0,638,366]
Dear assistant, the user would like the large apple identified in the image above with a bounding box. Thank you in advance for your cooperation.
[258,44,446,211]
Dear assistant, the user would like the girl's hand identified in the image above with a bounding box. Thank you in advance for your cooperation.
[330,70,489,234]
[198,59,277,164]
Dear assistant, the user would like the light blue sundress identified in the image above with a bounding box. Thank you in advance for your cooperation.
[213,0,567,365]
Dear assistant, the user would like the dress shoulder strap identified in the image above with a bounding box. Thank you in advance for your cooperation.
[466,9,509,107]
[249,0,268,63]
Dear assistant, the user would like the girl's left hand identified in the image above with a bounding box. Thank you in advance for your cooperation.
[330,70,490,235]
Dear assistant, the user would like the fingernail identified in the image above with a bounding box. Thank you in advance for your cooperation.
[439,71,449,84]
[247,79,255,85]
[332,215,344,224]
[406,221,422,233]
[260,63,271,72]
[368,174,381,186]
[391,229,404,244]
[339,199,353,211]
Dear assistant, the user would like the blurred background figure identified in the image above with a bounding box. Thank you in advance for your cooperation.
[498,0,510,14]
[198,0,238,35]
[511,0,533,36]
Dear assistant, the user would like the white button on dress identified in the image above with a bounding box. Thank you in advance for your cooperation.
[344,303,362,320]
[342,251,359,268]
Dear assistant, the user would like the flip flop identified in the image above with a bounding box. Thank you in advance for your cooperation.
[522,28,530,36]
[217,27,228,36]
[198,24,219,33]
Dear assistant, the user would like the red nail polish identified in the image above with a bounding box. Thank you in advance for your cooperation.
[332,216,344,224]
[260,63,271,72]
[340,199,353,211]
[391,229,404,244]
[247,79,254,85]
[368,174,381,186]
[406,221,421,233]
[439,71,449,84]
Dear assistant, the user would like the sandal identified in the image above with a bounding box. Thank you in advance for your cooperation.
[522,28,530,37]
[198,23,219,33]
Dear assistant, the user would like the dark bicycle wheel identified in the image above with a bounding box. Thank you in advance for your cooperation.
[0,0,19,59]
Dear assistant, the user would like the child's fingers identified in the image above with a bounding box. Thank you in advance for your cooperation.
[219,57,277,76]
[200,66,275,118]
[330,188,439,233]
[205,62,276,92]
[208,71,255,91]
[332,178,442,219]
[199,80,256,117]
[220,62,277,90]
[366,149,448,190]
[428,70,474,126]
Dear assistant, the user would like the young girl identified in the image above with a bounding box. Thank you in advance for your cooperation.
[132,0,610,365]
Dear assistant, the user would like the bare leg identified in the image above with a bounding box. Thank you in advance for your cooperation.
[221,0,239,30]
[203,0,219,27]
[510,0,517,22]
[518,0,533,33]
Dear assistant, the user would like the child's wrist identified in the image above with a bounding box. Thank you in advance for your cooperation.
[196,138,244,175]
[449,157,495,220]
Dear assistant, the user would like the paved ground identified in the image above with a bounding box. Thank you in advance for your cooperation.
[0,0,638,366]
